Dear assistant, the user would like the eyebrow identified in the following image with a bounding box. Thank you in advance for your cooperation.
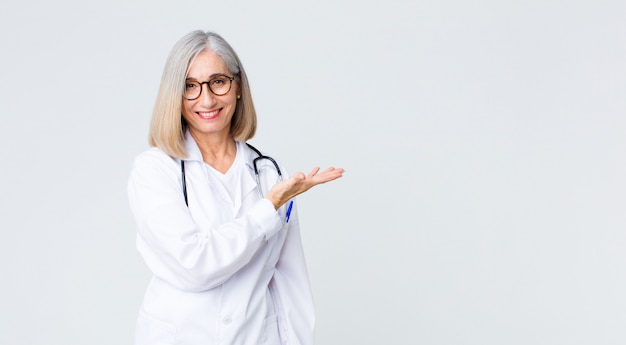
[185,73,231,81]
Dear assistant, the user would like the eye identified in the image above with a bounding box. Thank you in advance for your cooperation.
[185,83,198,89]
[211,77,228,86]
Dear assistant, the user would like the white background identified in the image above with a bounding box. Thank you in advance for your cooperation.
[1,1,625,344]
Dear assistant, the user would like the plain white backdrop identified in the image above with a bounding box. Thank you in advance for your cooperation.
[1,1,625,344]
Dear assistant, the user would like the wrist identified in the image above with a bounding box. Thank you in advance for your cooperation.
[265,196,281,210]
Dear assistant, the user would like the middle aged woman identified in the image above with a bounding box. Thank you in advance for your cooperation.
[127,30,344,345]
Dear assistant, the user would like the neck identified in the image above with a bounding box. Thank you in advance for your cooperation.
[189,130,237,173]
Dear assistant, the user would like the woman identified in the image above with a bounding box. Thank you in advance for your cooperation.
[127,30,344,345]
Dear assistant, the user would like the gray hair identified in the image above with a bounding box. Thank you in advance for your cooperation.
[149,30,257,158]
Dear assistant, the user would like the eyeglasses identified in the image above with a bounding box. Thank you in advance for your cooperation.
[183,74,235,100]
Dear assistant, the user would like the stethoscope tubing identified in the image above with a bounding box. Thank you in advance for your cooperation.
[181,143,282,206]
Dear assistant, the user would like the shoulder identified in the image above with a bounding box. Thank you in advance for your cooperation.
[238,142,291,177]
[239,141,277,160]
[127,148,186,205]
[133,147,177,164]
[240,141,262,156]
[130,147,180,178]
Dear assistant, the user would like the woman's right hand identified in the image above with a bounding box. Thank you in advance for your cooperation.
[265,167,344,209]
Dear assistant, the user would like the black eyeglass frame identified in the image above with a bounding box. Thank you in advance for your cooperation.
[183,74,236,100]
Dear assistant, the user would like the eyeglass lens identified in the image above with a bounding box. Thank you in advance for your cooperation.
[184,75,233,100]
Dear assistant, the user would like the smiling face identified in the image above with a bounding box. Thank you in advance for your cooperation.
[181,49,239,141]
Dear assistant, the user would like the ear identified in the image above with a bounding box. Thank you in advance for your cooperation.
[235,83,241,99]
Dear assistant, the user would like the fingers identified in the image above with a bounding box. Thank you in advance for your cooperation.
[306,167,344,185]
[298,167,344,182]
[288,167,345,188]
[307,167,321,178]
[266,166,344,208]
[316,167,344,178]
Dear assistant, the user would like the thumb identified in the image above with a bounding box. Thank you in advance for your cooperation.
[292,172,306,180]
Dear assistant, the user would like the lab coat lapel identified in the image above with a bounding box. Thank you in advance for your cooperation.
[183,134,259,217]
[182,130,204,163]
[181,131,220,222]
[235,142,260,217]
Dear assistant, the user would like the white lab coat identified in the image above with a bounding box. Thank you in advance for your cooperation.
[127,132,315,345]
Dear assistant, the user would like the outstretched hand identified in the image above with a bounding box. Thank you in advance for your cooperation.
[265,167,345,210]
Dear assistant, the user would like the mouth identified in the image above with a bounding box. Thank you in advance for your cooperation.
[196,109,220,120]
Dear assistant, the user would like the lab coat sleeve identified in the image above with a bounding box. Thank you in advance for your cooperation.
[270,203,316,345]
[128,149,283,292]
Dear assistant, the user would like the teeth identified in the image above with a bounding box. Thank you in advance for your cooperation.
[198,110,218,118]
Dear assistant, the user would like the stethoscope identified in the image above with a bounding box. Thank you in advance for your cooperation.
[180,143,283,207]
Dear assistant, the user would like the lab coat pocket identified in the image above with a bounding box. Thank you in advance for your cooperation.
[261,314,281,345]
[135,308,177,345]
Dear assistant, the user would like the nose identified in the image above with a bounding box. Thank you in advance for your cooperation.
[198,83,217,106]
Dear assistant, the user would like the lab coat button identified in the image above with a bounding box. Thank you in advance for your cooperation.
[222,317,232,324]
